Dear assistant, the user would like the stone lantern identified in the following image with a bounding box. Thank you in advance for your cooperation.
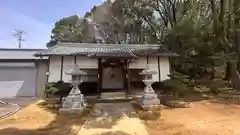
[139,65,161,110]
[59,64,87,113]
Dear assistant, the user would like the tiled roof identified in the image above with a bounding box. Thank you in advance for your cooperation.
[35,43,178,57]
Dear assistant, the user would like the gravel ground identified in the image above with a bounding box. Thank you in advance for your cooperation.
[1,99,240,135]
[144,100,240,135]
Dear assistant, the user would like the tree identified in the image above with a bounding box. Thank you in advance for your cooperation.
[46,0,240,81]
[47,15,94,47]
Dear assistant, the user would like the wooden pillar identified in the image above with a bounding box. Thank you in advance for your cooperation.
[127,63,131,95]
[125,59,130,95]
[60,56,64,81]
[74,56,77,64]
[157,56,161,82]
[97,58,102,93]
[46,56,51,83]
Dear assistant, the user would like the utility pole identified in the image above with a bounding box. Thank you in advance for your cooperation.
[12,29,27,48]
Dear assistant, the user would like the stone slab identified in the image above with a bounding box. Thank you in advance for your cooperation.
[100,92,126,100]
[77,102,149,135]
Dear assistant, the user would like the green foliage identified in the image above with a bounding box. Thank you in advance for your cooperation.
[54,81,71,96]
[47,15,92,47]
[162,79,188,98]
[45,0,240,85]
[45,83,58,96]
[208,80,226,94]
[45,81,71,97]
[168,72,190,83]
[162,72,190,98]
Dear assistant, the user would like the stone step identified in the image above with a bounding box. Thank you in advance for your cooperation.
[100,92,127,100]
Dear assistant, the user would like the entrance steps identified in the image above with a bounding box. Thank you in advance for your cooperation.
[100,92,132,102]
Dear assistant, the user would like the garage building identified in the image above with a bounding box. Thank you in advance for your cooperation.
[0,48,48,98]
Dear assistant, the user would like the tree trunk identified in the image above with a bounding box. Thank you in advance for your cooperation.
[227,0,232,39]
[234,0,240,72]
[210,0,218,37]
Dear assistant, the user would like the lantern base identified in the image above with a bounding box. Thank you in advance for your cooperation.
[59,93,87,113]
[140,80,160,110]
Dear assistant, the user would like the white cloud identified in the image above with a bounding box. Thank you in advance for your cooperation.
[0,7,52,49]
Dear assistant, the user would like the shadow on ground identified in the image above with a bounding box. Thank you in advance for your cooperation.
[92,131,131,135]
[0,100,89,135]
[81,101,161,130]
[0,98,160,135]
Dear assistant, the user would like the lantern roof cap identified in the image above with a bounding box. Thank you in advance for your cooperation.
[65,64,86,75]
[139,65,157,75]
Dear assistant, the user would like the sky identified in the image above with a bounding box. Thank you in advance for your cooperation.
[0,0,103,49]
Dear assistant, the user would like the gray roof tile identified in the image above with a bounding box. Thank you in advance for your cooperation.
[35,43,178,57]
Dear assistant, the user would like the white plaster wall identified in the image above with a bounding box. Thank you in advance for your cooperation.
[76,56,98,69]
[129,57,147,69]
[159,57,170,81]
[48,56,61,82]
[62,56,74,83]
[148,57,159,82]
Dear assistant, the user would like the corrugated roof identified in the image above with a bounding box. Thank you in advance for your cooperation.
[35,43,178,57]
[0,48,47,60]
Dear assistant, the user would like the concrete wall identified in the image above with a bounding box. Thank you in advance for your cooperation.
[36,61,48,97]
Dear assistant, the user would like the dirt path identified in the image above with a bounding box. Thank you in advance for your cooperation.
[145,100,240,135]
[78,102,149,135]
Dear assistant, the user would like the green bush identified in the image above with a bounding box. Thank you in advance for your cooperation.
[45,81,72,97]
[162,79,189,98]
[45,83,59,97]
[208,80,226,94]
[54,81,71,97]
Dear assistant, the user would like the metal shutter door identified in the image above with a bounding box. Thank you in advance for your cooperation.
[0,67,37,97]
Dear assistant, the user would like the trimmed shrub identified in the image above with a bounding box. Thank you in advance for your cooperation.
[54,81,71,97]
[45,83,58,97]
[45,81,72,98]
[162,79,188,98]
[208,80,226,94]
